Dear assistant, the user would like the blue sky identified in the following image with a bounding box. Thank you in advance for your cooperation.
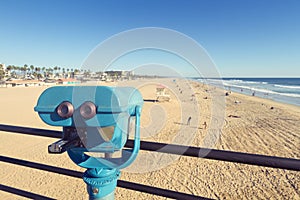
[0,0,299,77]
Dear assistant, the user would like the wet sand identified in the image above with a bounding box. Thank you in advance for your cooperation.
[0,79,299,199]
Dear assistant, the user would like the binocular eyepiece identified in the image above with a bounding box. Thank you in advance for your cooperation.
[57,101,96,120]
[80,101,96,119]
[57,101,74,119]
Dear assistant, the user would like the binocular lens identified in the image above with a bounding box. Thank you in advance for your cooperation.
[80,101,96,119]
[57,101,74,118]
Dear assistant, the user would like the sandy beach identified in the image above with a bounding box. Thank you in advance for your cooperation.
[0,79,299,199]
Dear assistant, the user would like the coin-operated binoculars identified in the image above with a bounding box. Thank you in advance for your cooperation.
[34,86,143,199]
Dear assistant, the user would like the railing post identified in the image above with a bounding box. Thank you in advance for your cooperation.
[83,168,120,200]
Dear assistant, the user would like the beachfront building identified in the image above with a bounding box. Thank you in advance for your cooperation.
[103,70,134,81]
[56,78,81,85]
[5,79,44,87]
[76,70,135,82]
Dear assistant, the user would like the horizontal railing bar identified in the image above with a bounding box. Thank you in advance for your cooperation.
[0,156,209,200]
[125,140,300,171]
[0,124,61,138]
[0,184,55,200]
[118,177,209,199]
[1,124,300,171]
[0,155,82,177]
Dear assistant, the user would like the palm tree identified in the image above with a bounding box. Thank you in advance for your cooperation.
[20,64,27,78]
[6,65,12,77]
[47,67,53,78]
[54,66,58,77]
[0,69,5,80]
[27,67,30,77]
[12,65,16,72]
[66,68,70,78]
[15,66,21,77]
[44,68,49,78]
[74,69,80,74]
[6,65,13,71]
[30,65,34,72]
[62,68,65,78]
[38,67,41,79]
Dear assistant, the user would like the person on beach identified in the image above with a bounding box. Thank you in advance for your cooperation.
[203,121,207,129]
[187,116,192,125]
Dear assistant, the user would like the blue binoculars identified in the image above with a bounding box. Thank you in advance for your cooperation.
[34,86,143,199]
[34,86,143,169]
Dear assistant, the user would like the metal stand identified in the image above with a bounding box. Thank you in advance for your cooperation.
[83,168,120,200]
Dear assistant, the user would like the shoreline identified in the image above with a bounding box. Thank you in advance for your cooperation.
[225,85,300,107]
[195,77,300,107]
[230,89,300,113]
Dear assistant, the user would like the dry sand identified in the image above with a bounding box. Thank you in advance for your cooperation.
[0,79,299,199]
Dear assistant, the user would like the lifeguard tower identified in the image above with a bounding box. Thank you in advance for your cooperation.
[156,85,170,102]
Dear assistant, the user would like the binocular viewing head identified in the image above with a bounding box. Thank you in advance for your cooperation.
[34,86,143,169]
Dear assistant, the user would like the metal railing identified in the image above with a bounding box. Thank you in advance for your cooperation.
[1,124,300,199]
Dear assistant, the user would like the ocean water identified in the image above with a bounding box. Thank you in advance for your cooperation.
[196,78,300,107]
